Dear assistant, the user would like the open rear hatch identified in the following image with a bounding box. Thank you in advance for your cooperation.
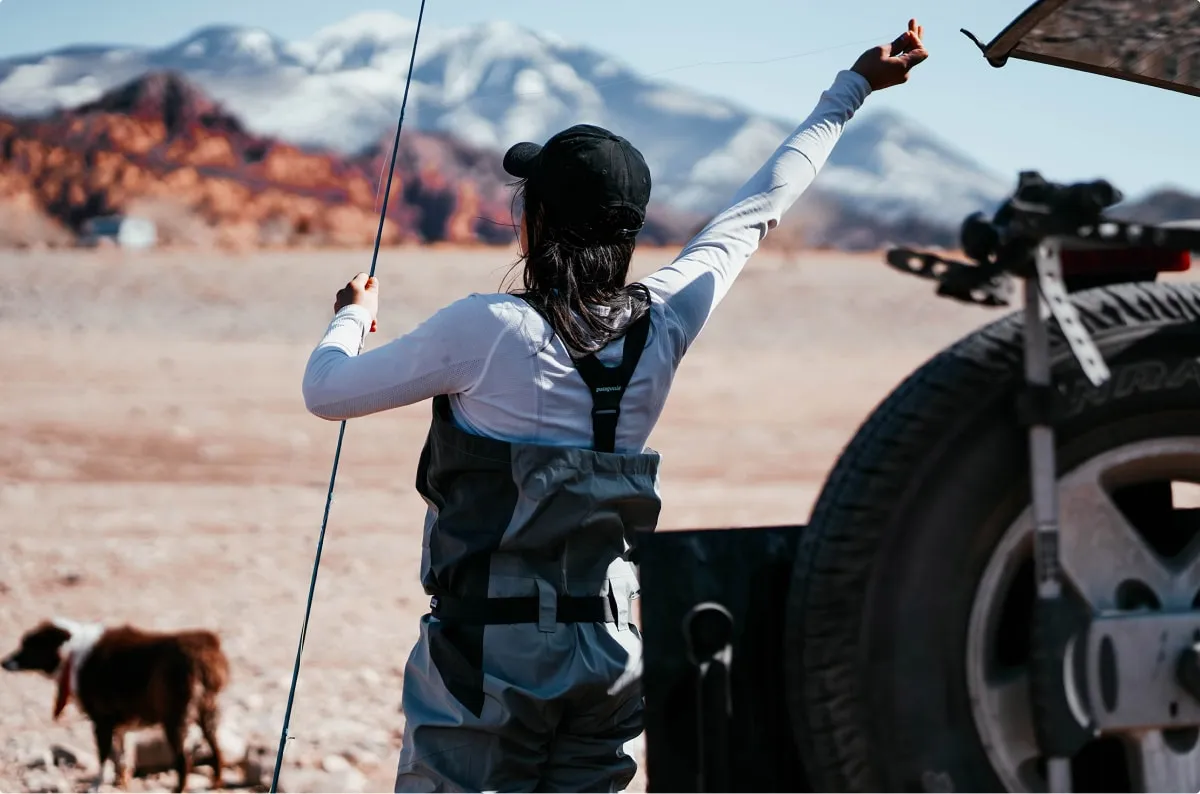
[959,0,1200,273]
[966,0,1200,98]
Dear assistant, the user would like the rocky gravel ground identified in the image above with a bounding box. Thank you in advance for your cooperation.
[0,245,1006,792]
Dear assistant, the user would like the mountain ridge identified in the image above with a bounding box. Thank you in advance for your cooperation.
[0,11,1014,227]
[0,13,1196,250]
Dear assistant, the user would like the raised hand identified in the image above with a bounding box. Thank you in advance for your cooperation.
[851,18,928,91]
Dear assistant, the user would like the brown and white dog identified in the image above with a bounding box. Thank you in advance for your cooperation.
[2,618,230,793]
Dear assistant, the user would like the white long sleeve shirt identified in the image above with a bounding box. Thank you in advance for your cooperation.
[302,69,872,453]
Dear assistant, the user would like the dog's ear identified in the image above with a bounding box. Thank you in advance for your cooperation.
[52,660,72,720]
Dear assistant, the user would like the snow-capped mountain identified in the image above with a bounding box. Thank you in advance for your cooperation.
[0,12,1011,228]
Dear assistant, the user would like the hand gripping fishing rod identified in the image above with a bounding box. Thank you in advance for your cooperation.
[269,1,428,790]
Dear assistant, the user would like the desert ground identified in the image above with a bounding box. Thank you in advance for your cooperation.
[0,243,1134,792]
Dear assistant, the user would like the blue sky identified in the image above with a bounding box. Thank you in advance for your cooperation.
[0,0,1195,198]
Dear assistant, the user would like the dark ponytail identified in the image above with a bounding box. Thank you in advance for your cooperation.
[509,179,650,355]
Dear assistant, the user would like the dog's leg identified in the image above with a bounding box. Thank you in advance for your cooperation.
[164,717,191,793]
[111,726,130,789]
[198,696,224,789]
[90,719,115,793]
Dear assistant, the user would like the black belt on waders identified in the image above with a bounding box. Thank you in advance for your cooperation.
[430,591,622,625]
[426,307,652,628]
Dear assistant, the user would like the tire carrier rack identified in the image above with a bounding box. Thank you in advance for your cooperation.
[889,171,1200,792]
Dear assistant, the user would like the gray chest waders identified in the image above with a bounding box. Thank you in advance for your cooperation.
[414,307,661,718]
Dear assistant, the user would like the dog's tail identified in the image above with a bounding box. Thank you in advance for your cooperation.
[186,631,230,695]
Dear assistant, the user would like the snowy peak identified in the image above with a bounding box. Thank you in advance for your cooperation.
[154,25,308,74]
[310,11,419,44]
[301,12,422,73]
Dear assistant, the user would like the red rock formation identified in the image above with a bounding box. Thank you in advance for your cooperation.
[0,72,521,249]
[0,70,703,250]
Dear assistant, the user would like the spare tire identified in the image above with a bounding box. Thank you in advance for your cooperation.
[785,280,1200,792]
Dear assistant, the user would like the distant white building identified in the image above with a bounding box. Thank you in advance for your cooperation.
[80,215,158,250]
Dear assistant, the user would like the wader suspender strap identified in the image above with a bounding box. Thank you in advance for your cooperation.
[427,309,653,628]
[571,308,652,453]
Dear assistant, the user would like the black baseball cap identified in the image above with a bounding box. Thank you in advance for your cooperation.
[503,124,651,244]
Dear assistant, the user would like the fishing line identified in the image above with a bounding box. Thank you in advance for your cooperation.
[634,34,894,80]
[268,0,428,791]
[465,33,893,105]
[374,155,391,215]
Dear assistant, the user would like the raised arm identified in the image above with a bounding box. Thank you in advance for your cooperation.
[301,291,500,421]
[642,21,928,352]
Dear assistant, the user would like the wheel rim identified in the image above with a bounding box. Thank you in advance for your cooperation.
[967,437,1200,793]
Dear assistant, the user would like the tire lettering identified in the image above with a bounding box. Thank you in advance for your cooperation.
[1064,358,1200,418]
[1066,374,1113,416]
[1167,358,1200,389]
[1114,360,1168,399]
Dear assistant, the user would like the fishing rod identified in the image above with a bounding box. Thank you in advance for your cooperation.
[268,0,428,790]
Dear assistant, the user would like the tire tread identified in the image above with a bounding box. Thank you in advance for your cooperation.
[786,281,1200,791]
